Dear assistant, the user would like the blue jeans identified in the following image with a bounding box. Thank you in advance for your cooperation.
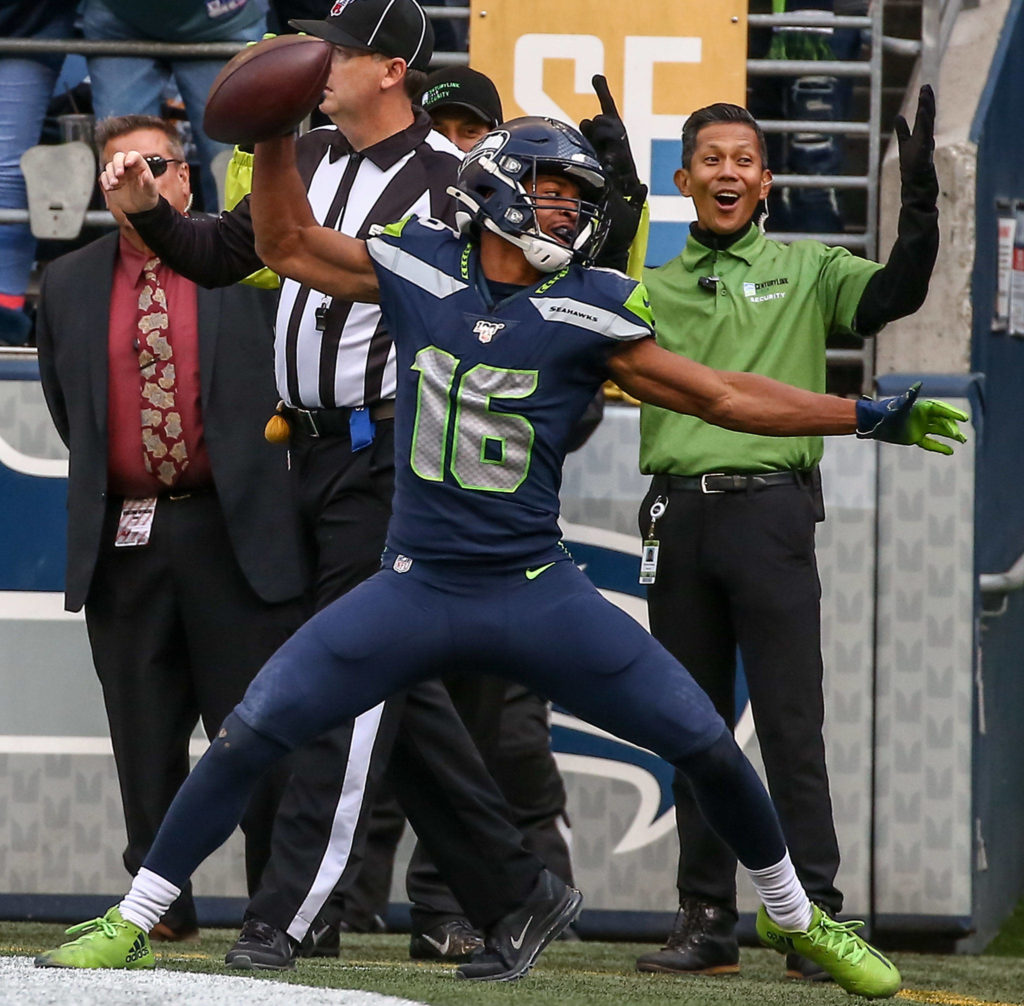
[0,11,74,299]
[82,0,266,212]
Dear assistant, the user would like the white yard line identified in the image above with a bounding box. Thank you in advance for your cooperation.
[0,957,426,1006]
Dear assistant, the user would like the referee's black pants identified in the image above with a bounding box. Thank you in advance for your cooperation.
[339,674,574,933]
[639,477,843,920]
[85,491,304,934]
[402,674,574,931]
[246,421,542,938]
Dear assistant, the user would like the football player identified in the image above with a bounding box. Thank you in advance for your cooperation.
[41,117,965,994]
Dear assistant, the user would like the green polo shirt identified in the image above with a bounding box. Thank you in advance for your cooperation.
[639,226,881,476]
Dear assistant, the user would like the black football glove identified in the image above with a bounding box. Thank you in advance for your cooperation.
[593,186,642,271]
[580,75,648,207]
[895,84,938,212]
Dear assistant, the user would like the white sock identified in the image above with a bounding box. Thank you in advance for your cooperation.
[119,867,182,933]
[747,852,814,932]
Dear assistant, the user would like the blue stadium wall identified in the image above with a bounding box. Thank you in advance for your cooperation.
[969,0,1024,950]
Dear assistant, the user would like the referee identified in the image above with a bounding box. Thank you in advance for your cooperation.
[120,0,547,969]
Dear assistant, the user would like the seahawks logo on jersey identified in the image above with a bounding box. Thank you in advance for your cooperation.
[472,319,506,344]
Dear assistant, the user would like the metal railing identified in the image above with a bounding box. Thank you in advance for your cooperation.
[0,207,113,227]
[922,0,966,93]
[0,4,471,60]
[979,550,1024,617]
[0,1,471,64]
[0,5,473,234]
[748,4,882,392]
[0,37,469,65]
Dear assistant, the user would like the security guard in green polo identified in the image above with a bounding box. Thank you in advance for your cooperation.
[641,229,879,477]
[634,94,939,980]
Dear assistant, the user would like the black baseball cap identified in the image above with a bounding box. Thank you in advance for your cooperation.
[419,66,503,128]
[290,0,434,72]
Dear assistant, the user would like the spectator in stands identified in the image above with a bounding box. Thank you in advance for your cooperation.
[0,0,75,345]
[429,0,468,54]
[80,0,268,213]
[34,113,308,940]
[266,1,327,35]
[748,0,868,235]
[581,93,939,980]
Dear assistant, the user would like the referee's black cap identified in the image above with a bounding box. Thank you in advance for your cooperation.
[419,66,503,129]
[290,0,434,72]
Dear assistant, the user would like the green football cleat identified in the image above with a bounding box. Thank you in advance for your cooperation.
[756,904,900,999]
[34,906,154,969]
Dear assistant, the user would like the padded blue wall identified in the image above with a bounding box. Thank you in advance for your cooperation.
[967,0,1024,949]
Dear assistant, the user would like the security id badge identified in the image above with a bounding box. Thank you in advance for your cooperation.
[639,539,660,584]
[114,497,157,547]
[639,495,668,585]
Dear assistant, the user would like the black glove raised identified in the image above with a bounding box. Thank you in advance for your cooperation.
[593,185,643,272]
[895,84,938,211]
[580,75,647,207]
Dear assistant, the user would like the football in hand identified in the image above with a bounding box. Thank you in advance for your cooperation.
[203,34,332,145]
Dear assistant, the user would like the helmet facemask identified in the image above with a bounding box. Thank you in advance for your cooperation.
[449,118,610,272]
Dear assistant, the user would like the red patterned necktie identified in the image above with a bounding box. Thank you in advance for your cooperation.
[136,256,189,487]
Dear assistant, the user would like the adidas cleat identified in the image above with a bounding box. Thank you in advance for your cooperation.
[756,904,900,999]
[35,906,154,969]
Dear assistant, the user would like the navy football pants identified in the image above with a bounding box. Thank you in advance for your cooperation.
[240,557,726,762]
[145,556,788,893]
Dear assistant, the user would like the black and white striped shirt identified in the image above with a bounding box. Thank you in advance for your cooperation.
[126,109,463,411]
[278,113,462,409]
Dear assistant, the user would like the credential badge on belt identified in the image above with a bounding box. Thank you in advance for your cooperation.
[639,495,668,585]
[114,497,158,547]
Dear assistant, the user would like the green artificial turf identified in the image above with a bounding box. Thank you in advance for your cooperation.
[987,897,1024,959]
[4,921,1024,1005]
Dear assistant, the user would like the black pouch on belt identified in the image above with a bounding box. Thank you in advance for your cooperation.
[806,465,825,523]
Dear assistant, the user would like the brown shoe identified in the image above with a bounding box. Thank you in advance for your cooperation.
[149,922,200,942]
[785,951,835,981]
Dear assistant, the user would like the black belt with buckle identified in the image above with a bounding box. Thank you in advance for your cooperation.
[285,401,396,438]
[164,486,216,501]
[665,471,808,494]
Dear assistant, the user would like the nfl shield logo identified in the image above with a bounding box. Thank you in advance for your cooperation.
[473,319,505,344]
[393,554,413,573]
[330,0,351,15]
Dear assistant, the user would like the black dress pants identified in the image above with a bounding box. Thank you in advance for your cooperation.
[246,421,542,939]
[84,492,305,932]
[403,675,573,930]
[639,477,842,919]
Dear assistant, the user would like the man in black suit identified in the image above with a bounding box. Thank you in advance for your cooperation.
[35,114,309,941]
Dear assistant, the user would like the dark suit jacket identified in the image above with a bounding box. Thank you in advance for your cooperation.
[36,230,308,611]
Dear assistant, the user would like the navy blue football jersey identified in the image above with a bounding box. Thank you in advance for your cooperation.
[366,216,653,568]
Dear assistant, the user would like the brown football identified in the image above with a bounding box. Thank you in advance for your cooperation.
[203,34,332,145]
